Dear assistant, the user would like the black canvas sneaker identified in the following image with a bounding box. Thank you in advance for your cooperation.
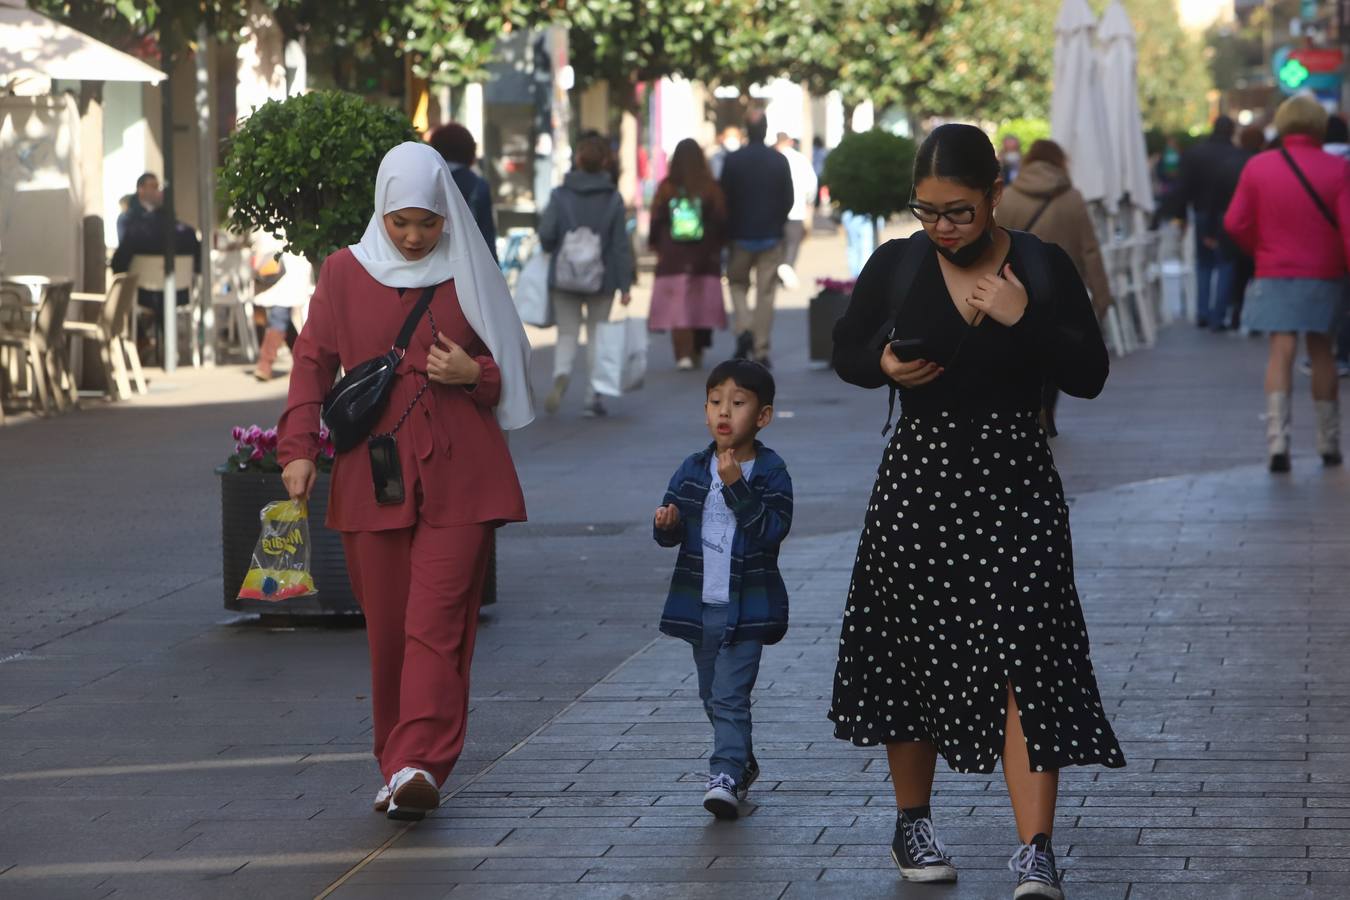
[891,811,957,882]
[1009,833,1065,900]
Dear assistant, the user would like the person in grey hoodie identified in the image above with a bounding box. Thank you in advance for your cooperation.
[538,132,636,417]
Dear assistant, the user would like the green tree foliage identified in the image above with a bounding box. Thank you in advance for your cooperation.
[217,91,417,264]
[566,0,748,106]
[821,129,916,217]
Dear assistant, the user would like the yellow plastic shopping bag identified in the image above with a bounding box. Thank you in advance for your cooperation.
[237,500,318,602]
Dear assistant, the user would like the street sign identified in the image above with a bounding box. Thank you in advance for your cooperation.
[1274,44,1345,94]
[1290,47,1345,72]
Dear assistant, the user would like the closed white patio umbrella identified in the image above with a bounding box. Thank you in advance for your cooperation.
[1097,0,1154,213]
[1050,0,1118,210]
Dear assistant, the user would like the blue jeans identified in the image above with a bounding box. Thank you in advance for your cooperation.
[265,305,291,332]
[1194,220,1234,329]
[842,211,881,278]
[689,604,763,783]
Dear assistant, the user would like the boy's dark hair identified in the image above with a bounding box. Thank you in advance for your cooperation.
[706,359,775,407]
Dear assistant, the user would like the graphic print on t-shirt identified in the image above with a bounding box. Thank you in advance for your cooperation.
[702,455,755,606]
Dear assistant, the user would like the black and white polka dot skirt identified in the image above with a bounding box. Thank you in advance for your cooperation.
[828,409,1125,774]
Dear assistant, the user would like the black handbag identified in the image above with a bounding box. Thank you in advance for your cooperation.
[321,285,437,454]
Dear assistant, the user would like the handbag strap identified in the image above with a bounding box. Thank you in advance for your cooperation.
[1023,196,1055,233]
[1279,147,1337,228]
[375,304,438,440]
[394,285,438,352]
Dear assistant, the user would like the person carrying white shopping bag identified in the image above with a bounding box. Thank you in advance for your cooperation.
[537,132,636,418]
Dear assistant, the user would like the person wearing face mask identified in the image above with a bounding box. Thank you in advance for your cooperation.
[827,124,1121,900]
[277,142,532,822]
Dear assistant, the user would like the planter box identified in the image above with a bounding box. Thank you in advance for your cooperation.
[809,289,851,363]
[220,470,360,617]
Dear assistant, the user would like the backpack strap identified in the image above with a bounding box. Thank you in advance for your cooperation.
[867,234,934,435]
[1023,196,1055,233]
[1006,229,1053,310]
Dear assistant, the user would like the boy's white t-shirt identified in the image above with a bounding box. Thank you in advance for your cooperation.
[702,454,755,606]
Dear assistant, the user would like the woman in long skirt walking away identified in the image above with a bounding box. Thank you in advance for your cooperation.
[828,124,1124,900]
[648,138,728,370]
[278,142,532,820]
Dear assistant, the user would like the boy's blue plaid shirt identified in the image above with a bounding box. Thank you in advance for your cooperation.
[654,441,793,645]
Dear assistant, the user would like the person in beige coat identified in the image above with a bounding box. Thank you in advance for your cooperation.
[998,139,1114,435]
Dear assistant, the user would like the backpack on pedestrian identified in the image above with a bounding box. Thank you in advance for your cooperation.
[669,193,705,242]
[553,189,607,294]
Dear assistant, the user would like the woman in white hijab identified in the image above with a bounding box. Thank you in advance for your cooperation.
[277,142,532,821]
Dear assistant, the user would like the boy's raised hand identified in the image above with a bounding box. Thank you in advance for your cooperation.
[654,503,681,531]
[717,447,743,486]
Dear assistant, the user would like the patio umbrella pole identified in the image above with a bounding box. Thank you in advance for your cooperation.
[160,39,177,374]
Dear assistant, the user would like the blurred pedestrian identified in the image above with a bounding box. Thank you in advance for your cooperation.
[1219,125,1267,331]
[999,134,1022,183]
[998,138,1114,436]
[812,136,829,209]
[277,142,532,820]
[538,132,635,417]
[249,234,311,382]
[720,111,794,366]
[1170,116,1243,330]
[828,123,1121,898]
[428,122,498,263]
[1326,117,1350,376]
[1224,96,1350,472]
[111,171,202,365]
[709,125,743,180]
[649,138,728,371]
[774,132,818,290]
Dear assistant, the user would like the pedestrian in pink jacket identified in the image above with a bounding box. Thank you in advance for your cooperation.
[1224,95,1350,472]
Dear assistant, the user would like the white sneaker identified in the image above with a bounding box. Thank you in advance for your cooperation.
[703,772,739,820]
[386,767,439,821]
[676,357,695,371]
[373,784,391,813]
[776,263,800,289]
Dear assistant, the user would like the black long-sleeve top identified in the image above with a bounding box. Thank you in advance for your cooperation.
[830,235,1108,416]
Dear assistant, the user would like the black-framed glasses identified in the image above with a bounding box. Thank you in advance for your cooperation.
[908,202,979,225]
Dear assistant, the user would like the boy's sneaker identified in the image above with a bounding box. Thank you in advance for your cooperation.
[386,767,439,821]
[736,757,760,801]
[372,784,391,813]
[703,773,739,820]
[891,812,957,883]
[1009,833,1064,900]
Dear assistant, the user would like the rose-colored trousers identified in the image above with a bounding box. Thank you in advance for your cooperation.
[341,522,492,786]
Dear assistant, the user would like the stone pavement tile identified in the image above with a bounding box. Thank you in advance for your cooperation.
[1127,888,1341,900]
[444,885,790,899]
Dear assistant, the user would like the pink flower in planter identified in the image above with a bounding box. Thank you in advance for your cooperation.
[245,425,264,445]
[250,446,265,462]
[231,426,244,441]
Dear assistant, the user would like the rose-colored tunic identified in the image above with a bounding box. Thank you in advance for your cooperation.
[277,248,526,532]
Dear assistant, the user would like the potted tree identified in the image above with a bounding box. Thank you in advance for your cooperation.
[215,92,416,617]
[813,130,916,364]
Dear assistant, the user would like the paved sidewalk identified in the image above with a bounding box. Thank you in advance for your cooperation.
[3,222,1349,899]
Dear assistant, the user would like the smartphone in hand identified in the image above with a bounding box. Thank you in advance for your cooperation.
[889,337,928,363]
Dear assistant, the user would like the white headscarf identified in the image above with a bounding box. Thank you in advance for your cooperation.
[351,142,534,430]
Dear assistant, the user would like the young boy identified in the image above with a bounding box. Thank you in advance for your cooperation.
[653,360,793,819]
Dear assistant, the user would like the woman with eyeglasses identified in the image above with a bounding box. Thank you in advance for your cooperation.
[827,124,1122,900]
